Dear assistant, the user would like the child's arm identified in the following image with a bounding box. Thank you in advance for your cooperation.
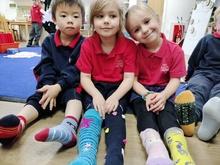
[133,77,154,111]
[149,78,180,113]
[186,36,207,81]
[105,73,134,113]
[81,72,106,118]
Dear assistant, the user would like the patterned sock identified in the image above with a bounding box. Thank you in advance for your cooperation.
[164,127,195,165]
[35,116,78,147]
[0,114,26,145]
[175,90,196,136]
[198,97,220,141]
[68,108,102,165]
[140,128,173,165]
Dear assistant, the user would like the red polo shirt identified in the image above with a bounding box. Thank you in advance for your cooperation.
[76,32,137,83]
[31,3,43,24]
[136,33,186,86]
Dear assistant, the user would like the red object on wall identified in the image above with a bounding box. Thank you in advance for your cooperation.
[172,24,184,46]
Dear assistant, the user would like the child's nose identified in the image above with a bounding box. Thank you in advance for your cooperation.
[142,26,149,34]
[104,16,110,24]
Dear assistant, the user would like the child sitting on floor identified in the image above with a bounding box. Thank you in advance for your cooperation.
[176,7,220,141]
[0,0,85,148]
[125,3,195,165]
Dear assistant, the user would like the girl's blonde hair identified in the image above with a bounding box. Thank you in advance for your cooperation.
[214,7,220,24]
[125,3,158,34]
[89,0,124,33]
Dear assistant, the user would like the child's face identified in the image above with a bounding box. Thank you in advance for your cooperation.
[93,2,120,39]
[127,9,161,46]
[53,4,82,36]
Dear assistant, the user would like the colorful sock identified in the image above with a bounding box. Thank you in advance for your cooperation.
[164,127,195,165]
[197,97,220,141]
[0,114,26,145]
[175,90,196,136]
[35,116,78,147]
[140,128,173,165]
[68,108,102,165]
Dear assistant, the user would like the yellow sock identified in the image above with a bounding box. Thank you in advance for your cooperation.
[175,90,196,137]
[164,127,195,165]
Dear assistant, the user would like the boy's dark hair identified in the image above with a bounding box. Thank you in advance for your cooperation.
[51,0,85,22]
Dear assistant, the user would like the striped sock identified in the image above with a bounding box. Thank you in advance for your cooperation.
[68,109,102,165]
[0,114,26,145]
[35,116,78,147]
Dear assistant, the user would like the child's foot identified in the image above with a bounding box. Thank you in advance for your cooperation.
[147,157,173,165]
[0,114,23,145]
[175,90,196,136]
[35,117,78,147]
[165,128,195,165]
[197,97,220,141]
[140,129,173,165]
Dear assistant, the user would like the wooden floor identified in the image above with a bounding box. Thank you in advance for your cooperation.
[0,101,220,165]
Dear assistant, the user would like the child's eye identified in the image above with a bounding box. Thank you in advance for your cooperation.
[110,15,117,18]
[60,14,66,18]
[144,19,150,24]
[96,15,103,18]
[134,28,140,33]
[73,15,79,19]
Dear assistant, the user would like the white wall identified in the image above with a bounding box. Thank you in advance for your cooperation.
[161,0,196,40]
[215,0,220,6]
[0,0,17,20]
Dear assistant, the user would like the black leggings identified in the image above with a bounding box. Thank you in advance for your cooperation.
[131,98,180,136]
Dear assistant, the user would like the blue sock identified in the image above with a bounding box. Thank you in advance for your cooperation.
[35,116,78,147]
[68,109,102,165]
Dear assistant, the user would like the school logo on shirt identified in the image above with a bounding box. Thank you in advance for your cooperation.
[115,59,124,68]
[161,63,169,73]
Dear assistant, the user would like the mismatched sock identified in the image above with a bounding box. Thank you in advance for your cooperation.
[198,97,220,141]
[69,109,102,165]
[164,127,195,165]
[35,116,78,147]
[0,114,26,145]
[175,90,196,136]
[140,128,173,165]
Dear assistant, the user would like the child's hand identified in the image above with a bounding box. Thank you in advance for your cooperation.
[148,92,166,113]
[105,96,119,114]
[38,84,61,110]
[144,93,154,111]
[93,93,106,118]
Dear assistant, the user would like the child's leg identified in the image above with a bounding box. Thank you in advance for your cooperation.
[35,100,82,147]
[140,128,173,165]
[68,108,102,165]
[104,106,126,165]
[0,104,38,145]
[174,90,196,137]
[132,99,173,165]
[197,97,220,141]
[164,127,195,165]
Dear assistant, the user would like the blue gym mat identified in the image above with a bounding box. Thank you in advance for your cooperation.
[0,47,41,103]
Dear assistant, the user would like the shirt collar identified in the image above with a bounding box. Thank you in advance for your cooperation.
[213,32,220,39]
[91,32,125,55]
[54,30,81,48]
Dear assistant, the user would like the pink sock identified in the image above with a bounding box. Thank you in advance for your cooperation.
[140,128,173,165]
